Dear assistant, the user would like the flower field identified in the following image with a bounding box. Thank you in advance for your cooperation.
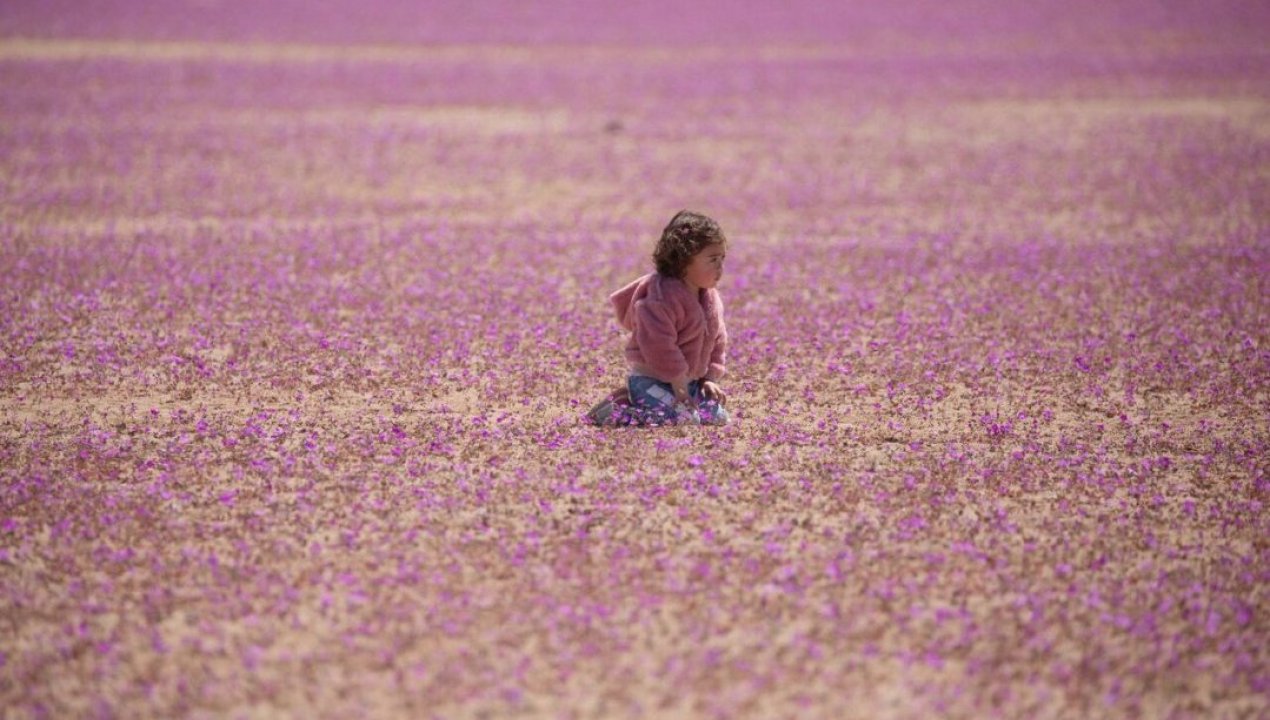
[1,2,1268,717]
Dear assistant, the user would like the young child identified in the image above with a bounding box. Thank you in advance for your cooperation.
[587,210,730,427]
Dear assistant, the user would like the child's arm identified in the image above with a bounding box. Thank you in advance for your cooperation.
[706,325,727,383]
[701,328,728,405]
[701,310,728,405]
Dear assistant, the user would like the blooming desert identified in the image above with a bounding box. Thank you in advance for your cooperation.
[1,2,1267,718]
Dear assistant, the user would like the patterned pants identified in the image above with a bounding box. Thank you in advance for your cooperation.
[586,375,730,427]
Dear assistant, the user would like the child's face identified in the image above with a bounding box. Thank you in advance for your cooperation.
[682,243,726,291]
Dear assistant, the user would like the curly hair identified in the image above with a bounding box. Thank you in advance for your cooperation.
[652,210,727,278]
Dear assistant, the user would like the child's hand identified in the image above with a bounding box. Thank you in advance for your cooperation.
[701,381,727,406]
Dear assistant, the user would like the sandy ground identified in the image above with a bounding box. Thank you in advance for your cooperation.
[2,7,1269,718]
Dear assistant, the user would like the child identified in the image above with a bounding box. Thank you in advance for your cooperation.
[587,210,730,427]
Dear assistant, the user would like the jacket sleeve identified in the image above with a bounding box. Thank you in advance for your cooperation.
[634,298,690,386]
[706,323,727,381]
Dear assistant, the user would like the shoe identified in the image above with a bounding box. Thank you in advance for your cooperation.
[586,397,615,426]
[586,386,630,427]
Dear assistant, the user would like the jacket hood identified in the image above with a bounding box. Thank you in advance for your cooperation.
[610,273,658,331]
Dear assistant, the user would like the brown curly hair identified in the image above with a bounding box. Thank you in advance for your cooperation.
[652,210,727,278]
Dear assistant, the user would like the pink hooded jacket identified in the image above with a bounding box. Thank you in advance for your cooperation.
[610,273,727,387]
